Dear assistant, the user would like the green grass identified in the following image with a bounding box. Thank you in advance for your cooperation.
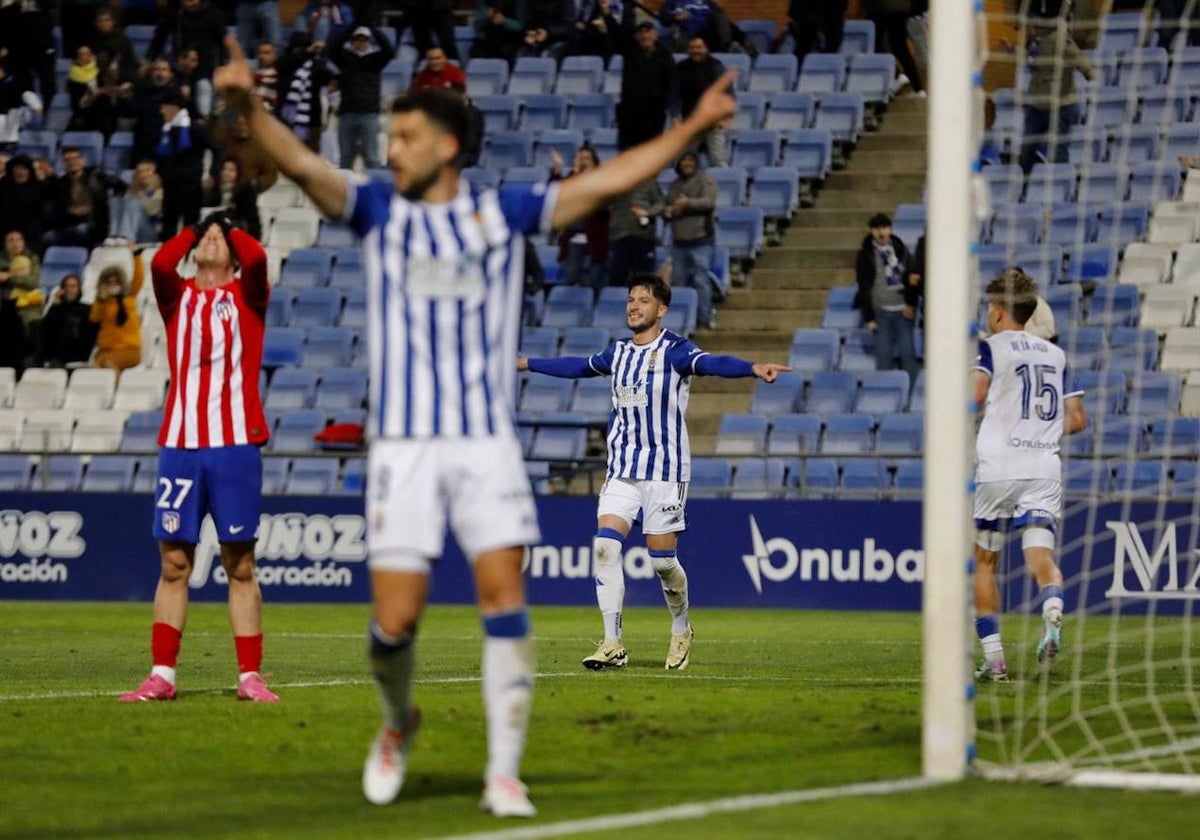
[0,602,1195,839]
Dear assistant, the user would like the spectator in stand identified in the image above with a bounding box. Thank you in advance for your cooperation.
[854,212,920,383]
[0,0,57,105]
[1017,15,1094,174]
[1158,0,1200,50]
[109,159,164,244]
[519,0,575,61]
[410,46,467,93]
[89,9,139,90]
[788,0,847,64]
[175,48,214,117]
[42,146,115,250]
[0,156,47,245]
[147,0,228,80]
[657,0,748,53]
[608,177,665,287]
[394,0,460,62]
[254,42,281,112]
[41,273,99,367]
[472,1,526,63]
[672,36,727,167]
[131,60,180,164]
[302,0,354,48]
[0,60,43,155]
[67,45,119,137]
[208,112,279,192]
[277,31,336,153]
[234,0,282,55]
[90,253,144,371]
[663,152,717,329]
[615,15,675,150]
[156,89,212,239]
[202,157,262,239]
[0,294,28,372]
[550,145,610,295]
[571,0,621,60]
[0,230,44,360]
[330,26,395,171]
[866,0,924,95]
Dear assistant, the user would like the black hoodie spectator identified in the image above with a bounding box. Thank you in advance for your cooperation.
[329,26,395,114]
[42,275,98,367]
[614,11,675,150]
[147,0,228,79]
[0,157,47,244]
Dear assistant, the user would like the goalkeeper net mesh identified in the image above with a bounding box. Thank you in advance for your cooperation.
[969,0,1200,789]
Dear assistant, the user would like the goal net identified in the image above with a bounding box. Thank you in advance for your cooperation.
[963,0,1200,790]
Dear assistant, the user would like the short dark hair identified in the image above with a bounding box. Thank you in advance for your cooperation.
[986,267,1039,326]
[629,273,671,307]
[868,212,891,229]
[391,88,471,161]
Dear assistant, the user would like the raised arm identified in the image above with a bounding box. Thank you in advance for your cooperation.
[213,36,348,219]
[129,250,145,296]
[550,71,737,230]
[229,227,270,309]
[151,228,196,319]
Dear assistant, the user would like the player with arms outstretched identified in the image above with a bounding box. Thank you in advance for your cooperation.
[120,212,278,703]
[972,268,1087,682]
[210,36,737,816]
[518,274,790,671]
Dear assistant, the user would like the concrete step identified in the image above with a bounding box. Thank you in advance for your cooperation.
[813,189,915,209]
[790,209,878,229]
[784,226,869,249]
[823,171,927,193]
[690,434,717,454]
[717,308,817,331]
[689,393,754,414]
[844,149,928,171]
[721,289,827,310]
[755,246,856,270]
[747,266,854,289]
[693,331,796,350]
[691,376,759,393]
[856,133,927,152]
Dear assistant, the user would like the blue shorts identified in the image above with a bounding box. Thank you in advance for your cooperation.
[153,445,263,544]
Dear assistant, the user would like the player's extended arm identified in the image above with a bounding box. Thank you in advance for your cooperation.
[150,228,196,319]
[551,71,737,230]
[1064,395,1087,435]
[212,37,347,219]
[972,370,991,411]
[518,356,603,378]
[229,227,270,309]
[694,355,791,382]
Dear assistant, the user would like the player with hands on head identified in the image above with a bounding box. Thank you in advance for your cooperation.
[212,34,737,816]
[120,207,276,704]
[518,273,790,671]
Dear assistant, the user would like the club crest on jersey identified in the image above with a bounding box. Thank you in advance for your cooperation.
[213,299,235,322]
[161,511,180,534]
[648,350,658,368]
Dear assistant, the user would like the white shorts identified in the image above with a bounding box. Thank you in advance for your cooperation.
[597,477,688,534]
[973,478,1062,532]
[367,436,541,572]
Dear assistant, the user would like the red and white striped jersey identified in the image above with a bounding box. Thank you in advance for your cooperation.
[151,228,271,449]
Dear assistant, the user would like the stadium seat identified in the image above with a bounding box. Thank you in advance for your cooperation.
[262,329,305,367]
[767,92,816,131]
[555,55,603,95]
[35,455,83,491]
[0,453,33,489]
[41,246,88,285]
[81,454,137,492]
[1138,91,1189,125]
[568,92,616,131]
[781,129,833,181]
[1065,460,1111,493]
[465,58,509,97]
[710,166,748,207]
[1086,283,1139,327]
[894,459,924,491]
[856,371,910,414]
[822,286,860,330]
[291,288,342,328]
[519,378,573,415]
[845,53,894,103]
[483,131,535,169]
[339,288,368,329]
[259,457,288,494]
[534,129,585,165]
[20,410,72,452]
[1065,245,1119,284]
[733,91,767,130]
[839,19,875,54]
[1127,371,1182,416]
[267,207,319,248]
[1109,327,1159,372]
[1059,326,1107,370]
[798,52,846,95]
[789,328,840,373]
[748,54,798,93]
[113,368,168,412]
[1163,123,1200,163]
[981,166,1024,205]
[1044,285,1083,325]
[304,327,355,368]
[1094,417,1146,457]
[508,56,556,95]
[731,458,787,500]
[737,20,776,55]
[339,457,366,494]
[1129,163,1182,203]
[821,413,873,454]
[119,409,164,453]
[1025,163,1077,204]
[749,167,800,219]
[713,206,765,259]
[521,94,569,131]
[528,427,586,460]
[266,368,319,410]
[838,329,877,373]
[519,326,560,358]
[1113,461,1166,494]
[285,457,339,495]
[568,376,611,424]
[1148,417,1200,456]
[841,458,886,494]
[796,458,839,496]
[908,371,926,413]
[806,372,857,415]
[812,92,865,143]
[750,373,804,417]
[1077,370,1126,417]
[689,457,732,498]
[989,203,1043,244]
[1147,213,1199,248]
[60,131,104,167]
[64,368,117,411]
[1119,46,1170,89]
[14,369,68,410]
[1118,242,1173,288]
[71,411,126,453]
[473,94,521,131]
[280,248,334,288]
[1173,460,1199,493]
[270,410,326,453]
[542,286,593,328]
[876,413,924,455]
[766,413,822,455]
[714,413,768,456]
[1140,286,1196,333]
[0,368,14,409]
[315,369,368,410]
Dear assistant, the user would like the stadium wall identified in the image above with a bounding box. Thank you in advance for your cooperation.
[0,494,1193,612]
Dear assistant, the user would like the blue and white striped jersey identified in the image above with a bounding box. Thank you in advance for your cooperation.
[587,330,710,482]
[344,177,559,439]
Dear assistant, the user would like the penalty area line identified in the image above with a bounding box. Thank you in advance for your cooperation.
[432,777,943,840]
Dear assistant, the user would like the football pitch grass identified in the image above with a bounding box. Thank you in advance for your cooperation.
[1,602,1195,839]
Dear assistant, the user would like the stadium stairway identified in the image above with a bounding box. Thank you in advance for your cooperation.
[686,97,929,455]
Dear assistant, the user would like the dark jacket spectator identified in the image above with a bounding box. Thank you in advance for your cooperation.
[854,226,917,325]
[0,156,47,244]
[155,90,212,238]
[608,177,664,287]
[615,13,675,150]
[43,148,114,249]
[673,36,724,120]
[853,213,921,381]
[130,60,180,163]
[789,0,848,64]
[0,0,57,104]
[329,25,395,114]
[472,0,525,63]
[41,273,98,367]
[571,0,621,60]
[663,153,715,245]
[0,297,28,372]
[202,158,262,239]
[521,0,574,60]
[393,0,460,62]
[66,45,118,137]
[147,0,227,79]
[88,8,139,86]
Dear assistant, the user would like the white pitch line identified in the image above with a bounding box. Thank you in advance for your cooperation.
[432,777,944,840]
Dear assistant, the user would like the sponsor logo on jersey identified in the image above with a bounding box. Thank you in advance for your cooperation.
[1106,521,1200,599]
[1006,436,1058,451]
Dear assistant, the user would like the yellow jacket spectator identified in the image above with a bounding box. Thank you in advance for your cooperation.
[90,251,144,370]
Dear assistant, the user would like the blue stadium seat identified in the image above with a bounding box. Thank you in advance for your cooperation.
[1164,123,1200,163]
[555,55,604,95]
[1128,163,1182,202]
[503,166,551,188]
[664,286,698,335]
[1119,46,1170,89]
[714,413,769,456]
[339,287,367,329]
[316,222,358,248]
[262,328,305,367]
[737,20,777,55]
[1059,326,1107,370]
[749,372,804,417]
[304,327,355,368]
[103,131,134,172]
[894,459,923,491]
[789,328,840,373]
[280,248,334,288]
[838,329,876,373]
[712,52,752,88]
[982,165,1024,205]
[1084,88,1135,129]
[569,93,615,131]
[519,378,573,415]
[908,371,926,413]
[989,204,1044,245]
[841,458,886,493]
[822,286,860,330]
[1094,417,1146,457]
[1011,243,1063,285]
[508,56,556,95]
[813,93,865,143]
[748,54,798,93]
[856,371,910,414]
[1113,125,1161,165]
[749,167,799,219]
[714,206,765,259]
[521,94,569,131]
[1066,127,1106,165]
[473,94,521,131]
[795,458,839,496]
[1096,12,1149,54]
[1077,164,1129,204]
[542,286,593,328]
[710,166,748,207]
[529,427,586,460]
[534,129,585,165]
[733,91,767,130]
[315,368,367,410]
[781,129,832,180]
[270,410,326,453]
[839,19,875,54]
[1086,283,1139,326]
[265,368,318,410]
[807,372,857,414]
[339,457,366,494]
[0,454,34,490]
[767,413,822,455]
[560,326,608,357]
[1109,327,1159,370]
[767,93,816,131]
[329,260,365,290]
[484,131,535,169]
[81,454,136,492]
[260,457,288,494]
[1172,460,1199,494]
[1149,417,1200,456]
[39,455,83,491]
[1139,91,1189,125]
[291,287,342,328]
[797,53,845,94]
[285,457,339,495]
[120,410,163,453]
[42,246,88,281]
[380,61,413,101]
[689,457,732,499]
[1025,163,1077,204]
[520,326,560,358]
[1096,202,1150,242]
[1065,460,1111,493]
[463,166,501,192]
[845,53,894,102]
[821,413,873,454]
[588,127,618,159]
[465,58,509,97]
[731,458,787,499]
[1044,285,1083,325]
[1127,371,1182,416]
[1046,203,1098,247]
[1112,461,1165,494]
[1076,370,1126,416]
[1064,245,1118,284]
[876,413,924,455]
[568,376,611,424]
